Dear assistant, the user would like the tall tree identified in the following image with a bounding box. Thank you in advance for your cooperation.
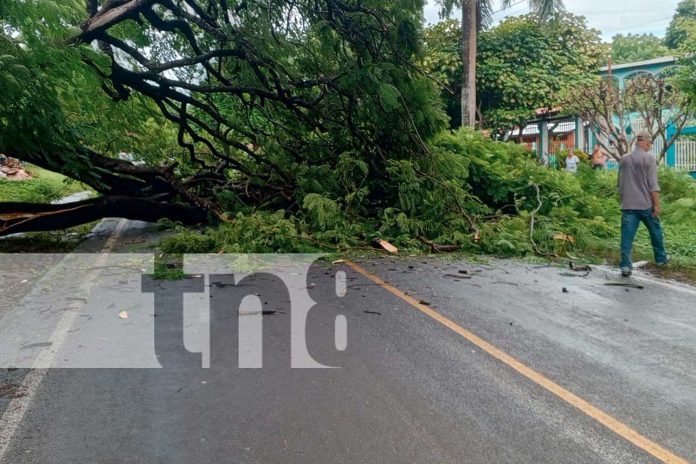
[422,13,601,133]
[477,13,600,133]
[436,0,565,128]
[666,0,696,49]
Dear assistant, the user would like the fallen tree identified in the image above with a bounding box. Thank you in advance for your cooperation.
[0,196,206,235]
[1,0,446,236]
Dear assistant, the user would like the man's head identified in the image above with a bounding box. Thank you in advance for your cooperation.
[635,131,653,151]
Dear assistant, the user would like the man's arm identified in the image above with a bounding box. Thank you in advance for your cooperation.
[616,164,626,207]
[651,191,661,217]
[647,158,661,217]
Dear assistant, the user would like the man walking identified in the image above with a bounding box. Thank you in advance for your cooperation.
[618,131,669,277]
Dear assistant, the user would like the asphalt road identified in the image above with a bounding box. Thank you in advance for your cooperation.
[1,224,695,463]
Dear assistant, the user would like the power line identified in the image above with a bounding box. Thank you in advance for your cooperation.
[618,0,629,24]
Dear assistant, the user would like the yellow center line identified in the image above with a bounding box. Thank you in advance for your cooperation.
[346,260,689,464]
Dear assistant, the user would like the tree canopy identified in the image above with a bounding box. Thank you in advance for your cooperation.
[607,33,669,65]
[1,0,448,234]
[666,0,696,49]
[434,0,565,128]
[423,12,602,134]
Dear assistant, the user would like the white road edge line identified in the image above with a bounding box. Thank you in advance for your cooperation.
[0,218,128,463]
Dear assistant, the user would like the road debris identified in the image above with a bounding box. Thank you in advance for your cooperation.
[562,262,591,277]
[562,287,569,293]
[554,233,576,244]
[418,236,460,253]
[560,272,590,278]
[20,342,53,350]
[238,310,282,316]
[444,274,472,280]
[372,238,398,254]
[569,262,591,272]
[0,382,25,398]
[118,311,128,319]
[604,281,644,289]
[364,310,382,315]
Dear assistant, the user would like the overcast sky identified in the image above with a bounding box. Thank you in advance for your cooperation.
[423,0,681,42]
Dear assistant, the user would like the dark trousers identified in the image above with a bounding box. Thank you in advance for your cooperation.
[620,208,667,271]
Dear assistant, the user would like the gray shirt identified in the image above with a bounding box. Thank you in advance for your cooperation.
[618,147,660,210]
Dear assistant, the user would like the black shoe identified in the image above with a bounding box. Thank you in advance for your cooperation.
[656,256,671,267]
[621,268,632,277]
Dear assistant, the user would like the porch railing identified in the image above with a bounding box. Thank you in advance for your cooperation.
[674,138,696,171]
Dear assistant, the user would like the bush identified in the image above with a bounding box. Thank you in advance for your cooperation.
[0,164,86,203]
[161,129,696,270]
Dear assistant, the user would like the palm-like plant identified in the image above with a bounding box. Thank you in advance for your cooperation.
[438,0,565,128]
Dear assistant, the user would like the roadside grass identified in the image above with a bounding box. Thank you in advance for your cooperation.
[153,253,185,280]
[0,164,89,203]
[0,164,96,253]
[0,222,97,253]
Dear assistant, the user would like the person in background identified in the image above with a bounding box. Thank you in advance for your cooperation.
[617,131,669,277]
[548,151,558,169]
[591,143,607,170]
[565,149,580,174]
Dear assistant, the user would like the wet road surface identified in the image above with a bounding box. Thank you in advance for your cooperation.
[1,226,695,463]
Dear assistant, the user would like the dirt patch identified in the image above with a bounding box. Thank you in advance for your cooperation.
[0,382,25,399]
[0,157,32,180]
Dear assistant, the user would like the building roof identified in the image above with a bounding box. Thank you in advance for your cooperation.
[599,56,675,73]
[515,120,577,136]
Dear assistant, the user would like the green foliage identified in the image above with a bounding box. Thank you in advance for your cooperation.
[477,13,602,132]
[160,127,696,275]
[423,13,602,132]
[0,0,183,183]
[421,20,462,127]
[4,1,696,276]
[0,164,86,203]
[673,18,696,101]
[606,33,669,65]
[162,211,327,254]
[666,0,696,49]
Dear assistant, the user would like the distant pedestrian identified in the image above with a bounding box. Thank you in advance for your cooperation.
[618,131,669,277]
[541,151,549,167]
[591,144,607,170]
[565,149,580,174]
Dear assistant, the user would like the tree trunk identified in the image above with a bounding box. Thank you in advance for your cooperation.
[460,0,477,128]
[0,196,206,236]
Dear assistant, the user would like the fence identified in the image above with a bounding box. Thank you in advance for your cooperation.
[674,138,696,171]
